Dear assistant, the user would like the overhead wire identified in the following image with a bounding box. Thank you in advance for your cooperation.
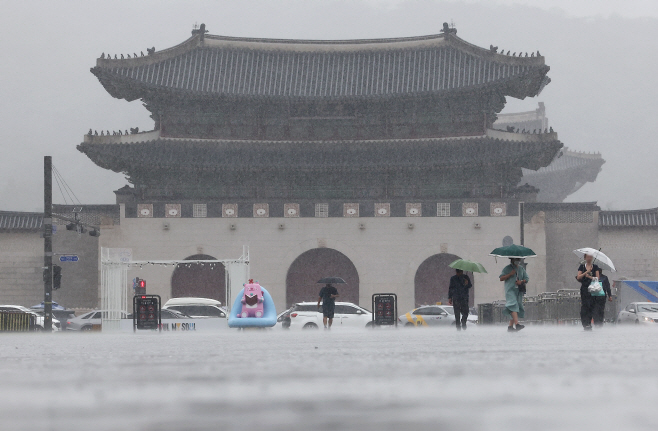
[53,167,74,204]
[53,165,82,205]
[53,171,69,205]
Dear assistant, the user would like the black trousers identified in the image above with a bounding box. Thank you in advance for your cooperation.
[453,299,469,327]
[580,295,596,327]
[593,296,607,326]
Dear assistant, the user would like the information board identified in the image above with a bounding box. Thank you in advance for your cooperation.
[133,295,161,331]
[372,293,397,326]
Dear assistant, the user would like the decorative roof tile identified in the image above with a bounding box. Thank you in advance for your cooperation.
[0,211,44,232]
[599,209,658,228]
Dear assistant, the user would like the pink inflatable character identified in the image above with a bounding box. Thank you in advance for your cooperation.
[240,279,264,318]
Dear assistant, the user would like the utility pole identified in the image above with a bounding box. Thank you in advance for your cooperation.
[43,156,53,332]
[519,202,525,246]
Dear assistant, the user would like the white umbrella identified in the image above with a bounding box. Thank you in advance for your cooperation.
[573,248,616,272]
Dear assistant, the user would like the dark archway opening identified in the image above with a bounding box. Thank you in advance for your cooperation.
[414,253,474,307]
[286,248,359,307]
[171,254,226,302]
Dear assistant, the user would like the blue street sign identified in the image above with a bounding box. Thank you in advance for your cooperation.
[59,255,79,262]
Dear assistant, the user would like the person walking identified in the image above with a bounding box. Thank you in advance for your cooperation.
[499,258,528,332]
[448,269,472,330]
[592,268,612,327]
[576,254,601,331]
[317,283,339,329]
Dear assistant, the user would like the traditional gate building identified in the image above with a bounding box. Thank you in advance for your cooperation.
[74,25,582,312]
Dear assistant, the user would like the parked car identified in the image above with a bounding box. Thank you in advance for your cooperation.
[275,306,294,329]
[0,305,61,331]
[617,302,658,325]
[31,307,75,331]
[66,310,129,331]
[399,305,478,327]
[163,297,228,318]
[288,301,373,330]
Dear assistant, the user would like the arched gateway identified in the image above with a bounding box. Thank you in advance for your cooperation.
[171,254,226,302]
[414,253,474,307]
[286,248,359,307]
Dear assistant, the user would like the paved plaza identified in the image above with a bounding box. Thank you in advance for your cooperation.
[1,326,656,430]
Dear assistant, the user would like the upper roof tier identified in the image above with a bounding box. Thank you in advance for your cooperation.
[91,26,550,101]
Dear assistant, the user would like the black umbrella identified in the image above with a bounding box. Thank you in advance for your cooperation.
[317,277,346,284]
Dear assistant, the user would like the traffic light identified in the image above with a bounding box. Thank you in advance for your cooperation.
[134,278,146,295]
[53,265,62,290]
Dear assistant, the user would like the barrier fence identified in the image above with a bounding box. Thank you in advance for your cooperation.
[0,311,37,332]
[478,289,618,325]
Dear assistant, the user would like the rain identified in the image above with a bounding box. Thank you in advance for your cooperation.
[1,1,657,430]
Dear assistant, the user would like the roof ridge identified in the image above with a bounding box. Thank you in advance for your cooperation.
[204,33,447,45]
[0,210,44,216]
[95,30,546,66]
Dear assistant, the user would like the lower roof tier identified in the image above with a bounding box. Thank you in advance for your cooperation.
[78,129,562,174]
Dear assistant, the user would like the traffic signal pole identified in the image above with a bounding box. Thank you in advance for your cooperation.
[43,156,53,332]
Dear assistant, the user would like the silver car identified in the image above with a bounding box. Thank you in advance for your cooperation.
[617,302,658,325]
[66,310,128,331]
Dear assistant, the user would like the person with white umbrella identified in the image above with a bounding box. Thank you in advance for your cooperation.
[574,248,616,329]
[576,253,602,331]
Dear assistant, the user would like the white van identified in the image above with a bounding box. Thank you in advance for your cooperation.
[163,297,228,318]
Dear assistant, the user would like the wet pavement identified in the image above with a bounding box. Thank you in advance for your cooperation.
[0,325,656,430]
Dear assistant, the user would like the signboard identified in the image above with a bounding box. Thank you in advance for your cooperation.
[133,295,161,331]
[372,293,398,326]
[59,255,79,262]
[104,248,133,264]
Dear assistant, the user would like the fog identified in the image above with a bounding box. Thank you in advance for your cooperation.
[0,0,657,211]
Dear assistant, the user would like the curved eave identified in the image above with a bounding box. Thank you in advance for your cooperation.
[523,153,605,182]
[91,63,550,103]
[77,133,561,174]
[91,31,549,102]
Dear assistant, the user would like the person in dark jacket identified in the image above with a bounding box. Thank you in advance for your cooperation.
[448,269,472,330]
[317,283,339,329]
[576,254,601,331]
[592,269,613,326]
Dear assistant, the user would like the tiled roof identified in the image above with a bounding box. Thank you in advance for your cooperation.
[0,211,43,232]
[524,202,600,212]
[599,209,658,228]
[523,148,604,177]
[52,205,120,227]
[92,33,549,100]
[77,134,562,174]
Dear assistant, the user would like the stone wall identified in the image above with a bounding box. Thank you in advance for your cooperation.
[98,204,546,313]
[0,232,43,306]
[0,230,99,309]
[51,230,99,309]
[525,205,599,292]
[599,229,658,281]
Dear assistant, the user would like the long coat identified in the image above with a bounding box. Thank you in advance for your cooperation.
[501,264,529,319]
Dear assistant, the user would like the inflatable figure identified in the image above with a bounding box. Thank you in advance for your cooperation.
[240,280,264,318]
[227,281,277,329]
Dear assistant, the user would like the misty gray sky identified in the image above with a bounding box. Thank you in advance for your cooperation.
[1,0,657,211]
